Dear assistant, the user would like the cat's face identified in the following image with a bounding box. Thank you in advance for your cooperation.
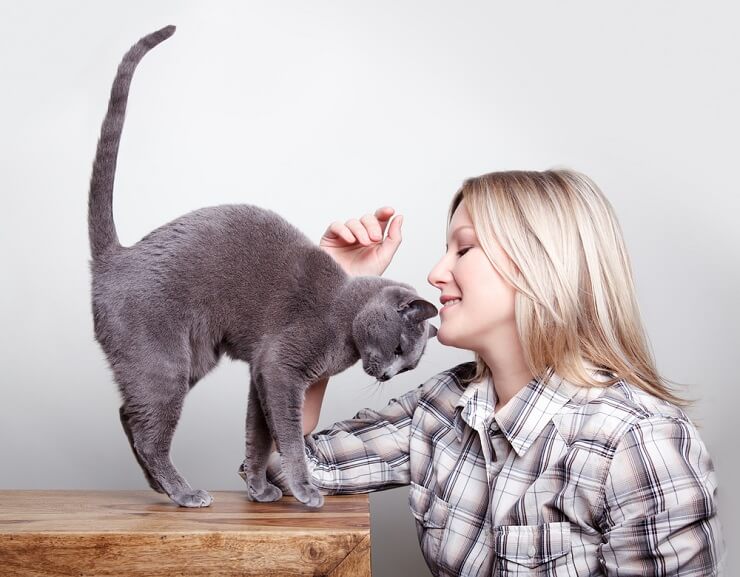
[353,288,438,381]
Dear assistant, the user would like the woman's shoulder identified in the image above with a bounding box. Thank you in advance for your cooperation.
[557,376,698,456]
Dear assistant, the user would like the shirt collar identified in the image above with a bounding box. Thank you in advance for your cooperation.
[453,374,498,435]
[453,367,585,457]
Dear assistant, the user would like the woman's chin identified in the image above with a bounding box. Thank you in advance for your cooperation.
[436,326,454,347]
[437,324,477,351]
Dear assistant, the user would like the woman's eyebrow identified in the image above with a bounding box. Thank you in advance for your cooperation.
[445,225,474,250]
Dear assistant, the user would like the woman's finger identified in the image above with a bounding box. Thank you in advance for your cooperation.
[345,219,371,245]
[327,221,355,244]
[360,214,383,241]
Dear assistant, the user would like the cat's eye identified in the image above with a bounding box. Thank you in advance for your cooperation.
[394,345,403,356]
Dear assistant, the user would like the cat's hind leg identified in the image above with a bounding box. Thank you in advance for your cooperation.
[119,405,166,494]
[240,381,283,502]
[118,369,213,508]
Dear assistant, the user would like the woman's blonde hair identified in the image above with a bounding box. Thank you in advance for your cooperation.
[449,168,690,406]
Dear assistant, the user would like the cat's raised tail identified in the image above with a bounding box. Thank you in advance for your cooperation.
[87,25,176,260]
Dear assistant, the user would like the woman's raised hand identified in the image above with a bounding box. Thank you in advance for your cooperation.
[319,206,403,277]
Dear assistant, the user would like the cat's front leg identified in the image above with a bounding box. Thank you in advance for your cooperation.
[255,368,324,508]
[241,382,283,502]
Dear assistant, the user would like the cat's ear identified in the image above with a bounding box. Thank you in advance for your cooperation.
[427,324,438,339]
[397,298,438,323]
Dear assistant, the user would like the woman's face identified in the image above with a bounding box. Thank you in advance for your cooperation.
[427,201,519,352]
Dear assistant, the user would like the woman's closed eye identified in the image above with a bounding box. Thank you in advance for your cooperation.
[457,248,472,257]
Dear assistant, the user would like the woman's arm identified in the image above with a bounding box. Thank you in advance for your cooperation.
[302,376,329,435]
[263,379,426,495]
[598,416,726,575]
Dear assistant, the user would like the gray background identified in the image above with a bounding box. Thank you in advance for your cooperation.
[1,1,737,575]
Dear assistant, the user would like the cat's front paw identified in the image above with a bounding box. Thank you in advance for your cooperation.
[171,488,213,508]
[246,482,283,503]
[291,482,324,508]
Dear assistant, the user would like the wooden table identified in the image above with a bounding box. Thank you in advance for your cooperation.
[0,490,371,576]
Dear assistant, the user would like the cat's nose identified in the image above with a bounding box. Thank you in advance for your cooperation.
[379,372,391,381]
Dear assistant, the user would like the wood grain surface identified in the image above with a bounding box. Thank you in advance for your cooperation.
[0,490,371,577]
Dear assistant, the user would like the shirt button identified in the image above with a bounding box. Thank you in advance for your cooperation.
[527,544,536,558]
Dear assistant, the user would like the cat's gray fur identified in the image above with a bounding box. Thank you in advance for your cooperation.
[87,25,438,509]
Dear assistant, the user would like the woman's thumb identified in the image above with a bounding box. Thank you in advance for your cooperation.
[387,215,402,243]
[379,215,402,263]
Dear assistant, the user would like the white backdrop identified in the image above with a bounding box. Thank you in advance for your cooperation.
[1,2,737,575]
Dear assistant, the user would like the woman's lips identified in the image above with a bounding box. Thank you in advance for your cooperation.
[440,299,461,314]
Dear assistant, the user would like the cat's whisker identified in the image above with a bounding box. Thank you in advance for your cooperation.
[360,378,384,397]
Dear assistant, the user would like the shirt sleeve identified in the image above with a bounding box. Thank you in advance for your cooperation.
[263,382,424,495]
[598,415,727,576]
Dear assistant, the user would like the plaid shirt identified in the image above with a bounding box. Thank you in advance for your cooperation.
[260,361,726,576]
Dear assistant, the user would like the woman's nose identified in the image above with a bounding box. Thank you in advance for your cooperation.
[427,257,450,289]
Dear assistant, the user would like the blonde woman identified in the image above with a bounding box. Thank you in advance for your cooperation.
[255,169,725,576]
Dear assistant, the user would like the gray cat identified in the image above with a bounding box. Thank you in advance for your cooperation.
[87,24,438,509]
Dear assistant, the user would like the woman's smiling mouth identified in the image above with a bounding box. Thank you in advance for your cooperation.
[441,298,461,313]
